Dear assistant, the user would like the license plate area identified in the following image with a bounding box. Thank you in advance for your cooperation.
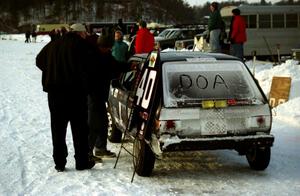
[201,108,227,135]
[201,120,227,135]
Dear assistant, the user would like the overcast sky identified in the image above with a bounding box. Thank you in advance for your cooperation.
[185,0,281,6]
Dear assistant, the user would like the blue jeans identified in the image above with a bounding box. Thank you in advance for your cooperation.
[230,43,244,60]
[209,29,221,53]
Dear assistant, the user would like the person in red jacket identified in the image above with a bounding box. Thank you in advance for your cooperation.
[229,8,247,60]
[134,20,154,54]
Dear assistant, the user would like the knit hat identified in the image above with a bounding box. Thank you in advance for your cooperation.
[70,23,86,32]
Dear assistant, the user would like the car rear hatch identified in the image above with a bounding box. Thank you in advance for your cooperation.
[158,60,273,150]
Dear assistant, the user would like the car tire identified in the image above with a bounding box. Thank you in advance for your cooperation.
[107,106,122,143]
[246,146,271,170]
[133,138,156,177]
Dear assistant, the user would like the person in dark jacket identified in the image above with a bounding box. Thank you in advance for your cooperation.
[25,30,31,43]
[208,2,223,53]
[228,8,247,60]
[36,23,96,172]
[88,35,130,158]
[31,30,37,43]
[134,20,154,54]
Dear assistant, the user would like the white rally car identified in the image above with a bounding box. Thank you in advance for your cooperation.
[107,51,274,177]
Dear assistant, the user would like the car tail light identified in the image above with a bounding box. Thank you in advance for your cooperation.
[256,116,266,127]
[227,99,237,106]
[227,99,253,106]
[247,115,267,128]
[165,120,176,130]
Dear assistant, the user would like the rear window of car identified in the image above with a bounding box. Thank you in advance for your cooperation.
[162,60,265,107]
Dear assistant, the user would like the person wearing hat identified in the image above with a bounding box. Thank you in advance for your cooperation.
[208,2,223,53]
[36,23,98,172]
[70,23,87,39]
[228,8,247,60]
[134,20,154,54]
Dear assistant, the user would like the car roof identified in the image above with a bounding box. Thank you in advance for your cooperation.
[130,51,240,63]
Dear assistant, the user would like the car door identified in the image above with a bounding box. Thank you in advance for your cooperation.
[108,58,145,131]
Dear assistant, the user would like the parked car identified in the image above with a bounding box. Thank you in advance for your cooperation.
[108,51,274,177]
[174,39,195,50]
[155,28,204,50]
[155,28,178,39]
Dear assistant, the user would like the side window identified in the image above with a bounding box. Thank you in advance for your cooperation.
[286,14,298,28]
[259,14,271,28]
[247,15,257,28]
[120,70,137,91]
[120,60,142,91]
[273,14,284,28]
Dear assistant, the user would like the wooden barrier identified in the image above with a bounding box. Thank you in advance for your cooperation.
[269,76,291,108]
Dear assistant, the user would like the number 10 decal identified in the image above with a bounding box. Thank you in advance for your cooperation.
[136,69,157,109]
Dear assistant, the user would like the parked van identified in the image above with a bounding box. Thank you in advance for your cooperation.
[35,24,70,35]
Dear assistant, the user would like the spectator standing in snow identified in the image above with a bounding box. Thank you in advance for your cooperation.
[88,35,130,159]
[228,8,247,60]
[25,30,31,43]
[112,30,129,63]
[208,2,223,53]
[134,20,154,54]
[31,31,37,43]
[35,23,96,172]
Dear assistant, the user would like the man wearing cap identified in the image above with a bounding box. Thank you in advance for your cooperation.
[36,23,97,172]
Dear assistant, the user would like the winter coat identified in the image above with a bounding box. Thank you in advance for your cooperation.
[88,50,130,101]
[112,40,129,63]
[135,28,154,54]
[208,10,223,31]
[230,15,247,44]
[36,32,97,93]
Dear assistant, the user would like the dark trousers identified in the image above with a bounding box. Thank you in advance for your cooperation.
[230,43,244,60]
[88,94,108,152]
[48,91,90,167]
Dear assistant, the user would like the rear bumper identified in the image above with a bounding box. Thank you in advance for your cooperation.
[161,134,274,152]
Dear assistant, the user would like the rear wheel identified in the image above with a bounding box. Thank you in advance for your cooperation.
[246,146,271,170]
[133,138,156,177]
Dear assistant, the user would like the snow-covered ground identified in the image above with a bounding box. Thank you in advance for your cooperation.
[0,34,300,195]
